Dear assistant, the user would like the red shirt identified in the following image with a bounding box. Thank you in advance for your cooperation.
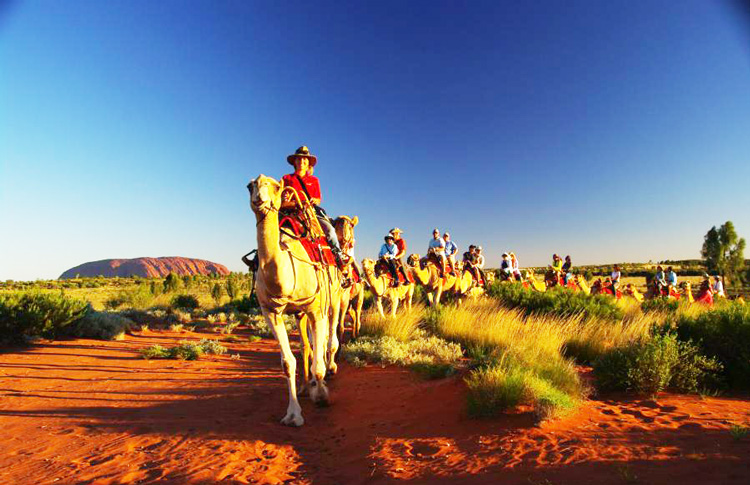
[394,239,407,258]
[282,173,321,203]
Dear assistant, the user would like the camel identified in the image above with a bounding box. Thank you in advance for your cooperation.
[574,274,591,294]
[444,261,484,304]
[621,283,644,302]
[523,271,547,292]
[361,258,415,317]
[248,174,335,426]
[406,254,460,305]
[333,216,365,341]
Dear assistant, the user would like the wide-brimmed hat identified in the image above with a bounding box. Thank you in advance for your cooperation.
[287,146,318,167]
[390,227,403,235]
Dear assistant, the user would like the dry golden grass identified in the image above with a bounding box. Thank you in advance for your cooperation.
[359,304,425,342]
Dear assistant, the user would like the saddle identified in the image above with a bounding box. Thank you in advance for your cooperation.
[279,211,336,266]
[375,259,414,285]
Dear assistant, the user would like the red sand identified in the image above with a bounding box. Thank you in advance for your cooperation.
[1,331,749,485]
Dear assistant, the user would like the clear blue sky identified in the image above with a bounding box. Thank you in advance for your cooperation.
[2,0,750,280]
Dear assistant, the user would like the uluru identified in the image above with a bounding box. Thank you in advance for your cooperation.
[59,257,231,279]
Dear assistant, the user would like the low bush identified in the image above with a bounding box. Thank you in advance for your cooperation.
[593,333,723,394]
[465,359,576,420]
[228,294,258,313]
[360,305,424,342]
[105,285,154,310]
[341,329,462,369]
[641,298,679,314]
[0,291,89,344]
[674,303,750,389]
[171,294,200,310]
[71,311,133,340]
[487,283,623,321]
[140,339,228,360]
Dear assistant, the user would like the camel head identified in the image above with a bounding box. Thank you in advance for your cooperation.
[334,215,358,248]
[406,254,420,267]
[525,270,536,281]
[454,261,464,272]
[361,258,376,274]
[248,175,282,216]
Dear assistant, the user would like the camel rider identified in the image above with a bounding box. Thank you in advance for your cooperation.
[666,266,678,294]
[562,255,572,285]
[463,245,481,282]
[378,234,401,287]
[611,264,621,297]
[654,265,667,295]
[427,228,447,276]
[475,246,487,285]
[281,146,345,267]
[500,253,513,280]
[713,275,725,298]
[550,254,563,275]
[444,232,458,272]
[390,228,410,284]
[510,252,522,281]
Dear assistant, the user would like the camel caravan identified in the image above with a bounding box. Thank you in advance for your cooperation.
[246,146,487,426]
[246,146,725,426]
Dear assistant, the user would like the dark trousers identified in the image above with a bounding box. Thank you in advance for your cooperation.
[382,258,399,282]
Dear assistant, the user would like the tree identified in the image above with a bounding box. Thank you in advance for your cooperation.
[163,273,182,293]
[226,276,240,300]
[701,221,746,286]
[211,283,224,305]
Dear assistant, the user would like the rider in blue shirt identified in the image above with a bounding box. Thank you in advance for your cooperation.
[378,235,401,286]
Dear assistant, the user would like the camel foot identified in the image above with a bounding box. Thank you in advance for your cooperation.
[309,380,330,407]
[327,361,338,375]
[280,411,305,427]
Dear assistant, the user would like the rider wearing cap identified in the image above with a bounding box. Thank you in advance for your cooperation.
[444,232,458,272]
[281,146,344,265]
[390,228,410,284]
[427,228,447,276]
[378,234,401,287]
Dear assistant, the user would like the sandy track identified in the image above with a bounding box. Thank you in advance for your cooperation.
[1,330,749,484]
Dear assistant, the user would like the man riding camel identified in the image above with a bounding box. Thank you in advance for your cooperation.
[444,232,458,271]
[390,227,411,284]
[280,146,345,268]
[427,228,448,276]
[378,234,401,287]
[463,245,482,283]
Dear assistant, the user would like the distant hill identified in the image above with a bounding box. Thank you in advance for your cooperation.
[59,257,230,279]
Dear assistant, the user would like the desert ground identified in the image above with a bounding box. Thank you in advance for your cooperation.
[1,327,749,485]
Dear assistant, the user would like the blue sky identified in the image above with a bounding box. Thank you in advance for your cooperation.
[2,0,750,280]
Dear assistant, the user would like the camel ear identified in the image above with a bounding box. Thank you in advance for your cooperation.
[352,216,359,227]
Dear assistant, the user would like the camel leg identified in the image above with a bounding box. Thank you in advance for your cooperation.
[308,308,330,406]
[390,295,400,317]
[376,297,385,319]
[407,286,414,310]
[263,309,304,427]
[328,291,341,375]
[353,288,364,339]
[427,292,434,306]
[435,286,443,306]
[298,313,311,390]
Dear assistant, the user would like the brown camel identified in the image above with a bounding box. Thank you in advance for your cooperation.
[333,216,365,341]
[406,254,459,306]
[444,261,484,304]
[248,174,335,426]
[361,258,415,317]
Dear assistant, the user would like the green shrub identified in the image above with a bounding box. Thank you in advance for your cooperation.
[674,303,750,389]
[71,311,133,340]
[211,283,223,304]
[487,283,623,321]
[229,294,258,313]
[593,333,723,394]
[226,277,241,300]
[163,273,182,293]
[341,330,462,368]
[0,291,89,344]
[140,339,227,360]
[641,298,679,314]
[466,364,527,416]
[171,294,200,310]
[105,285,154,310]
